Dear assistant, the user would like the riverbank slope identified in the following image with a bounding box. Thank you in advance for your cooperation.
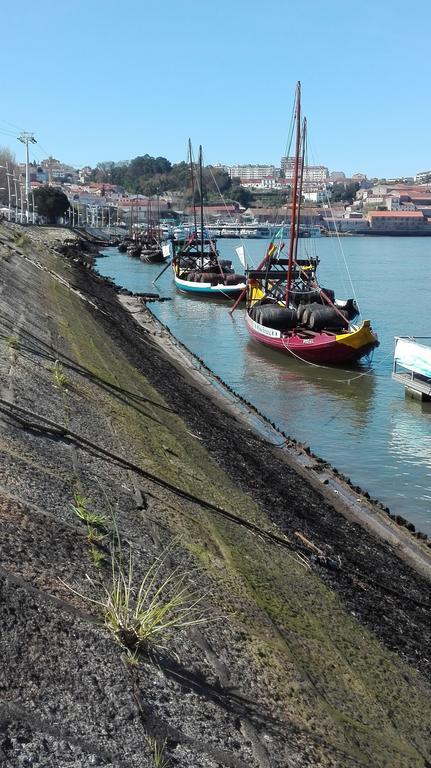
[0,223,430,768]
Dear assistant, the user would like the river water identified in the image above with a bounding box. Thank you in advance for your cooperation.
[96,236,431,535]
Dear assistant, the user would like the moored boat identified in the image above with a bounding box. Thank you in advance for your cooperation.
[233,82,379,365]
[171,142,246,299]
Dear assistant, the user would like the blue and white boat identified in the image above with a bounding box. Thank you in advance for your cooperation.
[171,142,246,299]
[172,231,246,298]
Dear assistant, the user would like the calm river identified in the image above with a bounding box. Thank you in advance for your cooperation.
[96,236,431,535]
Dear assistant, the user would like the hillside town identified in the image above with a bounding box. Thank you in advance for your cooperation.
[1,152,431,235]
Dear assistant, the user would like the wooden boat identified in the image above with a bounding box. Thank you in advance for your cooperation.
[171,142,246,299]
[232,82,379,365]
[139,198,165,263]
[126,243,141,258]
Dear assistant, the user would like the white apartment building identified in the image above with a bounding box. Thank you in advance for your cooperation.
[281,156,328,182]
[302,189,326,203]
[304,166,329,183]
[228,164,276,180]
[415,170,431,183]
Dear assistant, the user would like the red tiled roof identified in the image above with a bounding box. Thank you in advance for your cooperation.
[367,210,424,218]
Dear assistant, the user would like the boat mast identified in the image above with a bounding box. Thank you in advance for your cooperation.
[293,117,306,264]
[199,145,204,270]
[285,81,301,306]
[188,139,198,235]
[147,197,152,239]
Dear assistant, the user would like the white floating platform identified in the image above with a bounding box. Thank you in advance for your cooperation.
[393,337,431,401]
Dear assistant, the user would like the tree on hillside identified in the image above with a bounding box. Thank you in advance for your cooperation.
[0,147,17,206]
[330,182,359,204]
[227,183,254,208]
[33,185,69,224]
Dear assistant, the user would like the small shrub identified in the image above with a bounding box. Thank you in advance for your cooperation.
[13,233,29,248]
[145,735,170,768]
[72,493,108,528]
[87,525,108,545]
[62,540,210,655]
[89,546,107,568]
[51,359,68,389]
[5,335,19,350]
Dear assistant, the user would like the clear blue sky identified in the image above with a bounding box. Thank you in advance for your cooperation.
[2,0,430,178]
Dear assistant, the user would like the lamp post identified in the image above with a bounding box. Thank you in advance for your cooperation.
[19,183,25,223]
[12,176,19,221]
[17,131,37,223]
[31,190,36,224]
[10,193,17,221]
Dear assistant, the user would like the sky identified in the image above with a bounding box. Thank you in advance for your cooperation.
[1,0,431,179]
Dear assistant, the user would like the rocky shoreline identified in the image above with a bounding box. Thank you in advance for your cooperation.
[0,222,430,767]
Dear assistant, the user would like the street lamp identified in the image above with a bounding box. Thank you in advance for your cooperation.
[11,176,19,221]
[18,131,37,223]
[31,190,36,224]
[19,183,25,224]
[10,192,17,221]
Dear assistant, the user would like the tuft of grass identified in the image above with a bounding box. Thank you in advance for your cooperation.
[71,493,108,529]
[89,546,107,568]
[87,525,108,545]
[102,546,209,653]
[5,335,19,350]
[61,540,211,655]
[13,233,29,248]
[123,650,140,667]
[145,735,170,768]
[51,359,68,389]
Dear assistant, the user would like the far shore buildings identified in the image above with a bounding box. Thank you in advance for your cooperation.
[227,164,278,180]
[14,150,431,235]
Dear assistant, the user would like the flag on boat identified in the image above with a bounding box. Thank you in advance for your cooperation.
[162,243,172,259]
[266,227,284,258]
[235,245,246,268]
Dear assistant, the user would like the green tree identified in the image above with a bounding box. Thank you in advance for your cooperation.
[33,185,69,224]
[0,147,17,206]
[227,183,254,208]
[330,182,359,204]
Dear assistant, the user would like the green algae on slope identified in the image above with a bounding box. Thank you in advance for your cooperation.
[198,518,431,767]
[42,250,431,767]
[48,275,260,516]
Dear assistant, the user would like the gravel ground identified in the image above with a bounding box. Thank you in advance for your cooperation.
[0,222,430,768]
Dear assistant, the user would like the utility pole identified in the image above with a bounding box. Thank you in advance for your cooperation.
[18,131,37,223]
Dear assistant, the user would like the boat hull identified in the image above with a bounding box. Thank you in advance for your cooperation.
[140,250,165,263]
[174,272,246,298]
[246,313,378,364]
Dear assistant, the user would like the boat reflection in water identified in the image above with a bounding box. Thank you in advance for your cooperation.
[244,339,377,432]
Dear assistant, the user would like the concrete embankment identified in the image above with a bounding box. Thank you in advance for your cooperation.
[0,222,430,768]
